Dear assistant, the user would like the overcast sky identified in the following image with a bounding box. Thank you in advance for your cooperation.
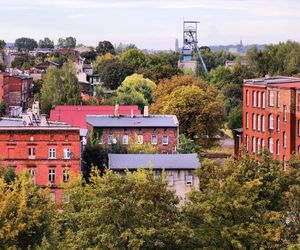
[0,0,299,49]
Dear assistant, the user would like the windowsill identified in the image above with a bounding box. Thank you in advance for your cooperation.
[48,158,57,160]
[28,155,36,159]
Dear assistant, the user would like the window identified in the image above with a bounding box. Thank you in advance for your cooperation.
[298,120,300,136]
[257,115,261,131]
[253,91,256,107]
[298,93,300,111]
[277,116,280,131]
[246,113,249,129]
[252,114,256,130]
[29,168,36,184]
[268,114,274,129]
[245,135,249,151]
[63,148,70,159]
[257,138,261,152]
[108,135,113,144]
[262,92,265,108]
[162,136,169,145]
[98,136,103,144]
[246,90,249,106]
[49,169,55,182]
[277,91,280,107]
[137,135,143,144]
[63,169,69,182]
[252,137,256,153]
[153,175,160,181]
[48,148,56,159]
[151,135,157,145]
[269,90,274,106]
[261,139,265,150]
[49,192,56,202]
[186,175,193,185]
[123,135,129,144]
[28,148,35,156]
[276,140,280,156]
[62,193,70,203]
[167,175,174,186]
[283,132,287,148]
[262,115,265,132]
[257,91,261,108]
[268,138,273,153]
[283,105,287,121]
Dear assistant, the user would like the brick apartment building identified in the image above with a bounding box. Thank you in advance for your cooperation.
[0,105,81,203]
[86,107,179,153]
[235,76,300,167]
[0,72,33,111]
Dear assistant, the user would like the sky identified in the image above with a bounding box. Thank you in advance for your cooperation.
[0,0,299,50]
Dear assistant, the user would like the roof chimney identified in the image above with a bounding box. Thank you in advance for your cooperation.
[143,106,149,117]
[114,104,120,117]
[40,114,48,126]
[131,109,134,118]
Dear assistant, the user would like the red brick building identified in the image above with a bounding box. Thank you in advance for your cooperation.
[0,116,81,203]
[236,76,300,167]
[0,72,33,111]
[86,111,179,154]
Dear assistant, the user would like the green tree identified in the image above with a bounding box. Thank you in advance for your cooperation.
[121,48,148,71]
[40,61,82,114]
[115,42,137,54]
[227,105,243,131]
[96,40,115,55]
[11,54,35,69]
[57,169,192,249]
[0,172,56,249]
[38,37,54,48]
[95,58,134,90]
[178,134,197,153]
[0,40,6,50]
[0,62,6,72]
[15,37,38,51]
[184,154,287,249]
[0,102,5,116]
[116,73,156,107]
[57,37,76,48]
[80,50,97,63]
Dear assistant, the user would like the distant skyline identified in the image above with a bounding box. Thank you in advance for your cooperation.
[0,0,299,50]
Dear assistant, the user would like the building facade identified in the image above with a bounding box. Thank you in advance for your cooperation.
[0,113,81,203]
[87,112,179,154]
[238,76,300,167]
[108,153,200,202]
[0,72,33,111]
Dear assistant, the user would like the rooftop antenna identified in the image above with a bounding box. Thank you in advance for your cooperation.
[182,20,208,73]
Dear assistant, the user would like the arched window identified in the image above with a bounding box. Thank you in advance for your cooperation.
[277,116,280,131]
[268,114,274,129]
[246,112,249,129]
[246,90,249,106]
[283,132,287,148]
[276,140,280,156]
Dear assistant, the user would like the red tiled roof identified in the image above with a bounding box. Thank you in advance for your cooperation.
[49,105,140,128]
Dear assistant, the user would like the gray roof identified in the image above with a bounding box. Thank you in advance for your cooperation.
[87,115,179,128]
[244,76,300,85]
[0,117,71,127]
[108,153,200,170]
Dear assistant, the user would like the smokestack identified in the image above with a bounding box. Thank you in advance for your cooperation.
[144,106,149,117]
[114,104,120,117]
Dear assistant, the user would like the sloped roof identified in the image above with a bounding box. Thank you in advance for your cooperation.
[108,154,200,170]
[87,115,179,128]
[49,105,140,129]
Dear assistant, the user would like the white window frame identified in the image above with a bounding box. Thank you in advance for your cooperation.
[269,90,274,106]
[246,113,249,129]
[253,91,256,107]
[48,148,56,159]
[185,175,193,186]
[269,114,274,130]
[151,135,157,145]
[262,115,265,132]
[252,114,256,130]
[246,90,249,106]
[277,91,280,107]
[257,91,261,108]
[277,116,280,132]
[162,135,169,145]
[49,169,55,182]
[137,135,143,144]
[261,139,265,150]
[283,105,287,122]
[257,138,261,153]
[262,92,265,108]
[268,138,273,153]
[257,115,260,131]
[28,148,35,156]
[245,135,249,151]
[63,169,69,183]
[276,140,280,156]
[108,135,113,145]
[283,132,287,148]
[63,148,71,159]
[167,175,174,186]
[252,137,256,153]
[123,135,129,145]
